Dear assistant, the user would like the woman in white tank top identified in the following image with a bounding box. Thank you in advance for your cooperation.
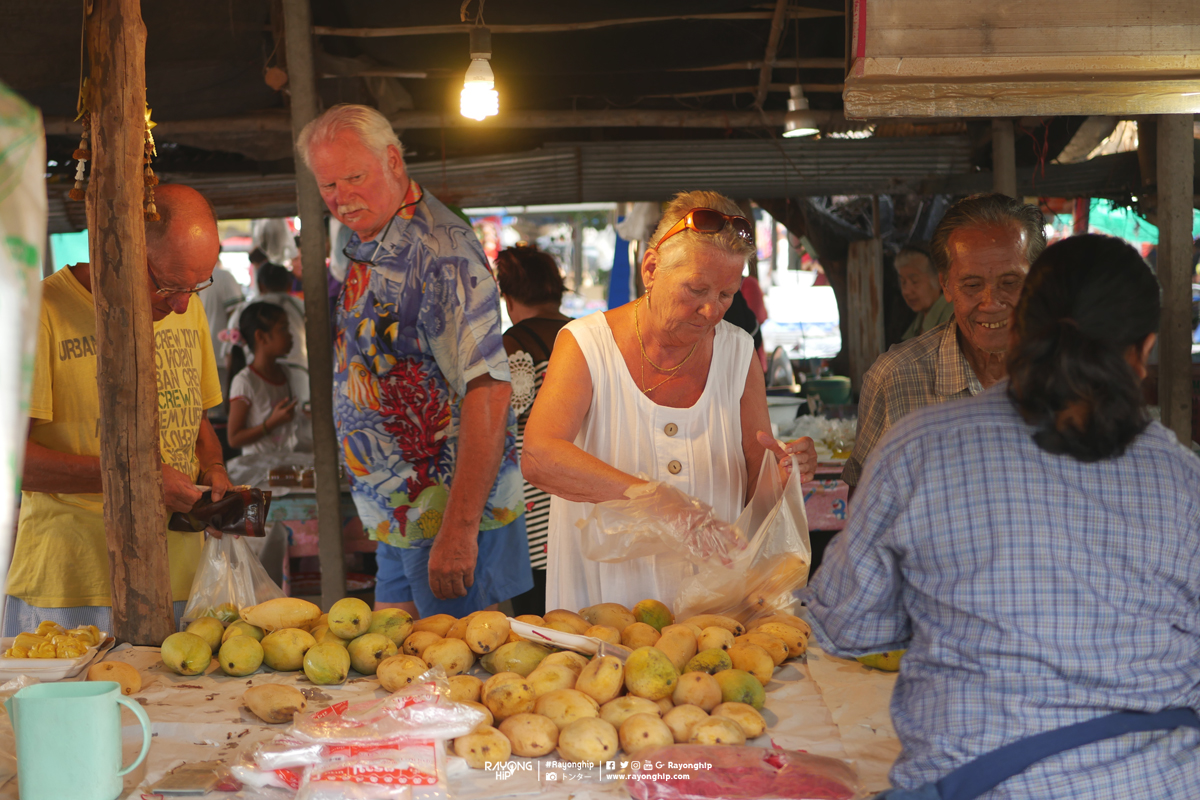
[523,191,818,612]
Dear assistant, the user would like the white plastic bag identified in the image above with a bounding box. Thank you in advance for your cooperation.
[674,451,811,625]
[182,534,286,624]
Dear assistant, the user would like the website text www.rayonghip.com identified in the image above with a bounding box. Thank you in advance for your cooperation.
[484,759,711,782]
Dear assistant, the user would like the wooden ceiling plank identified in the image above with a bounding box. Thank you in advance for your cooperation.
[668,57,846,72]
[645,83,843,99]
[755,0,792,108]
[312,9,842,38]
[845,76,1200,118]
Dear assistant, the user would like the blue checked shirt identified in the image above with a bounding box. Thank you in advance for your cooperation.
[802,384,1200,798]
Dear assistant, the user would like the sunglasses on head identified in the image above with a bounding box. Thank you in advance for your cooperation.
[654,208,754,249]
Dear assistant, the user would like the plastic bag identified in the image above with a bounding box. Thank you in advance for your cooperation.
[291,671,484,743]
[578,480,745,567]
[674,451,811,625]
[231,671,481,799]
[181,534,286,624]
[626,745,862,800]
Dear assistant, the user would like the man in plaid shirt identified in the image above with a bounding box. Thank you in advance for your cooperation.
[842,194,1045,487]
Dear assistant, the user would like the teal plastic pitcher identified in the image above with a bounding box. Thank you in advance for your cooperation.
[6,681,152,800]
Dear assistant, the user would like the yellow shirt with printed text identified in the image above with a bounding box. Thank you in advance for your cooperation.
[6,267,223,607]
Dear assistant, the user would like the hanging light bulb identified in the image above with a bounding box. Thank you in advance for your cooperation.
[782,85,819,138]
[461,27,498,121]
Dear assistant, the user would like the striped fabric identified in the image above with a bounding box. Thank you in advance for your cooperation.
[504,318,569,571]
[842,319,981,486]
[3,596,187,638]
[803,384,1200,798]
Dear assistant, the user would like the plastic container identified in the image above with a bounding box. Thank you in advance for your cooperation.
[804,376,851,406]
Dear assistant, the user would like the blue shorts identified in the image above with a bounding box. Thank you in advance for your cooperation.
[374,517,534,617]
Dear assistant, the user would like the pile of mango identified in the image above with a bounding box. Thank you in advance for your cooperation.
[155,594,812,762]
[159,596,410,687]
[3,622,102,659]
[426,600,812,769]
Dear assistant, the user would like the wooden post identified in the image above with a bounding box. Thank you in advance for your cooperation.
[1156,114,1194,446]
[571,216,584,291]
[1072,197,1090,235]
[282,0,345,610]
[992,118,1017,198]
[86,0,174,644]
[846,237,884,393]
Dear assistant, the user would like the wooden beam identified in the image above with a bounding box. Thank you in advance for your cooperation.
[755,0,791,108]
[992,118,1017,197]
[846,238,884,393]
[282,0,345,610]
[1156,114,1194,446]
[643,84,843,100]
[318,58,847,81]
[669,57,846,72]
[86,0,174,645]
[45,109,804,136]
[846,74,1200,118]
[322,69,430,80]
[44,107,836,136]
[312,9,842,38]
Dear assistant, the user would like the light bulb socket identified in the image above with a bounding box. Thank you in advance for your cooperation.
[469,26,492,59]
[787,84,810,112]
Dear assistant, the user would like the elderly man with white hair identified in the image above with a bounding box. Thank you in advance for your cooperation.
[297,104,530,619]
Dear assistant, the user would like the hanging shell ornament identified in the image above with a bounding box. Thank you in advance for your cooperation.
[68,81,91,202]
[143,104,160,221]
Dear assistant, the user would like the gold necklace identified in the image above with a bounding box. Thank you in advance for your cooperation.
[634,295,699,394]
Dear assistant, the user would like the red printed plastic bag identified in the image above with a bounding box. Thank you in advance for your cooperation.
[626,745,862,800]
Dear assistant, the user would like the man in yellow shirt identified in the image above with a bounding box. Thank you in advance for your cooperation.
[4,184,233,635]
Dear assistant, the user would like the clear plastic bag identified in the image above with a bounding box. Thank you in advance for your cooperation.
[291,670,484,742]
[674,452,811,625]
[181,534,286,624]
[578,480,746,567]
[626,744,862,800]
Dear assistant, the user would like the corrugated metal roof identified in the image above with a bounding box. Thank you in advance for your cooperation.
[408,136,974,207]
[47,135,975,231]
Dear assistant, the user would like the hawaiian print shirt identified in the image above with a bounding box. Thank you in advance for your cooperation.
[334,180,523,548]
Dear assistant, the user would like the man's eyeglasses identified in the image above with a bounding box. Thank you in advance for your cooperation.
[654,208,754,249]
[341,187,425,268]
[149,268,213,297]
[341,214,397,269]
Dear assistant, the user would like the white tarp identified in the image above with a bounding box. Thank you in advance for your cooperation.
[0,84,46,631]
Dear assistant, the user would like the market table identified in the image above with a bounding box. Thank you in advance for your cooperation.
[0,642,899,799]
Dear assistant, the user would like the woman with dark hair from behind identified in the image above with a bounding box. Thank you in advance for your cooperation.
[496,245,571,616]
[803,235,1200,798]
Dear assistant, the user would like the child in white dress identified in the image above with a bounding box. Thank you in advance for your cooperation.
[226,302,302,455]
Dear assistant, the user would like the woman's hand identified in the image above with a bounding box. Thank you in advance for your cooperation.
[756,431,817,484]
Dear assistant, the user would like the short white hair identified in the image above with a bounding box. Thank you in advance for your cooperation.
[296,104,404,170]
[894,246,936,277]
[650,190,754,273]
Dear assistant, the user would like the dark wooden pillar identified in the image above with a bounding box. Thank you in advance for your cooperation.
[87,0,174,644]
[846,238,884,392]
[992,118,1017,198]
[1156,114,1194,445]
[282,0,345,610]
